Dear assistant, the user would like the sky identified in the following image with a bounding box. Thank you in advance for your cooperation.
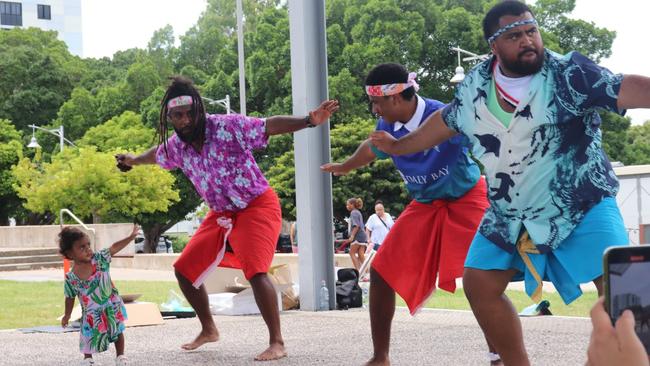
[81,0,650,124]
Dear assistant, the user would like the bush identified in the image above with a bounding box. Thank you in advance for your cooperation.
[168,233,189,253]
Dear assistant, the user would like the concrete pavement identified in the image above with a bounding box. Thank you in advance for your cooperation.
[2,307,592,365]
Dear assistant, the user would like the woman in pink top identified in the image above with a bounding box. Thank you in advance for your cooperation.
[116,76,338,361]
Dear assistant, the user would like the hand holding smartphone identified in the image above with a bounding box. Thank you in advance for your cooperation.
[603,245,650,355]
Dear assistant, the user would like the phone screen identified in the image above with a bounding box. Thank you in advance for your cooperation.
[606,247,650,354]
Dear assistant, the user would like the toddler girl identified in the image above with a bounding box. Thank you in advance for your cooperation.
[59,225,138,365]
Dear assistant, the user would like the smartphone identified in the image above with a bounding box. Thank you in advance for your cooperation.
[603,245,650,354]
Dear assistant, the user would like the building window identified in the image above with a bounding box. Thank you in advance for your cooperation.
[37,4,51,20]
[0,1,22,26]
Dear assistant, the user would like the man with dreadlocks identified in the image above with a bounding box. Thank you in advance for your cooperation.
[116,76,338,361]
[371,1,650,364]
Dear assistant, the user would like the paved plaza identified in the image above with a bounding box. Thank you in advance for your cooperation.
[2,306,591,365]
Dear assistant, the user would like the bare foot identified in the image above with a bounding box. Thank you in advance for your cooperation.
[181,329,219,350]
[364,356,390,366]
[490,360,504,366]
[254,342,287,361]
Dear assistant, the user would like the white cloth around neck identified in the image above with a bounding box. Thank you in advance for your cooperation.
[494,64,533,105]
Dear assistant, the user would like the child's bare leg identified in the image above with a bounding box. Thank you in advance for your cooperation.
[115,333,125,356]
[175,269,220,350]
[83,354,92,359]
[249,273,287,361]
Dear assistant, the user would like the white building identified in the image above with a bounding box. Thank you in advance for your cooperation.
[614,165,650,245]
[0,0,82,56]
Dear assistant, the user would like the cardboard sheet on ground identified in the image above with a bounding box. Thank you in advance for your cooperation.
[267,264,299,310]
[59,301,164,327]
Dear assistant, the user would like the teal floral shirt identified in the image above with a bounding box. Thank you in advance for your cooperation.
[64,248,126,354]
[441,50,624,253]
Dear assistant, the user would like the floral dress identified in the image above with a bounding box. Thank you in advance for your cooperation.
[64,249,127,354]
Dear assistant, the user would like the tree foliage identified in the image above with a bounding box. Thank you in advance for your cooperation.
[0,120,24,225]
[12,147,179,224]
[0,28,83,131]
[3,0,643,230]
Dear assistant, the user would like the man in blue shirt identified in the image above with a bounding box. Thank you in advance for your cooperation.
[370,1,650,364]
[322,63,489,366]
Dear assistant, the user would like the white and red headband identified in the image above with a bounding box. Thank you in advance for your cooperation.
[365,72,420,97]
[167,95,193,110]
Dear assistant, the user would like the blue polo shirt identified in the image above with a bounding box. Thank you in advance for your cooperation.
[370,96,480,202]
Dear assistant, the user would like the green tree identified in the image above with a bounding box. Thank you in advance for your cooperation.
[77,111,155,152]
[147,24,177,80]
[0,119,24,225]
[12,147,179,224]
[96,84,133,123]
[600,111,631,164]
[0,28,81,132]
[53,87,100,141]
[125,60,163,110]
[139,87,166,128]
[180,65,209,86]
[620,122,650,165]
[201,71,236,114]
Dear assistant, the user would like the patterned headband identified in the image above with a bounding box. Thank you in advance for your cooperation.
[365,72,420,97]
[167,95,193,109]
[487,18,538,44]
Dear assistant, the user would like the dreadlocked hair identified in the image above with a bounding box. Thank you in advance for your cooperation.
[157,76,207,156]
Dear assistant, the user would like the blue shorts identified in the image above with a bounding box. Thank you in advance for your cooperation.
[465,197,628,304]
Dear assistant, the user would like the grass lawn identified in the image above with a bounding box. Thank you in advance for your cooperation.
[1,279,597,330]
[396,289,598,317]
[0,280,180,330]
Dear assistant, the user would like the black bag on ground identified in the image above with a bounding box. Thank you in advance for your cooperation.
[275,233,292,253]
[336,268,362,310]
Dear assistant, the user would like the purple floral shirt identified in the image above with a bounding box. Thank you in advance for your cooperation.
[156,113,270,212]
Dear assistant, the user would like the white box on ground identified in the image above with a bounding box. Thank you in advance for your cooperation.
[209,284,290,316]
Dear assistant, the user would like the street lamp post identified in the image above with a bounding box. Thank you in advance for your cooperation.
[450,46,489,84]
[236,0,246,115]
[202,95,231,114]
[27,124,76,152]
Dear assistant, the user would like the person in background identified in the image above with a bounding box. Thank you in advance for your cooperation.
[341,197,369,270]
[365,201,394,251]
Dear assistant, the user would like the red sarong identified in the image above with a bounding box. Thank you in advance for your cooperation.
[371,178,489,314]
[174,188,282,287]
